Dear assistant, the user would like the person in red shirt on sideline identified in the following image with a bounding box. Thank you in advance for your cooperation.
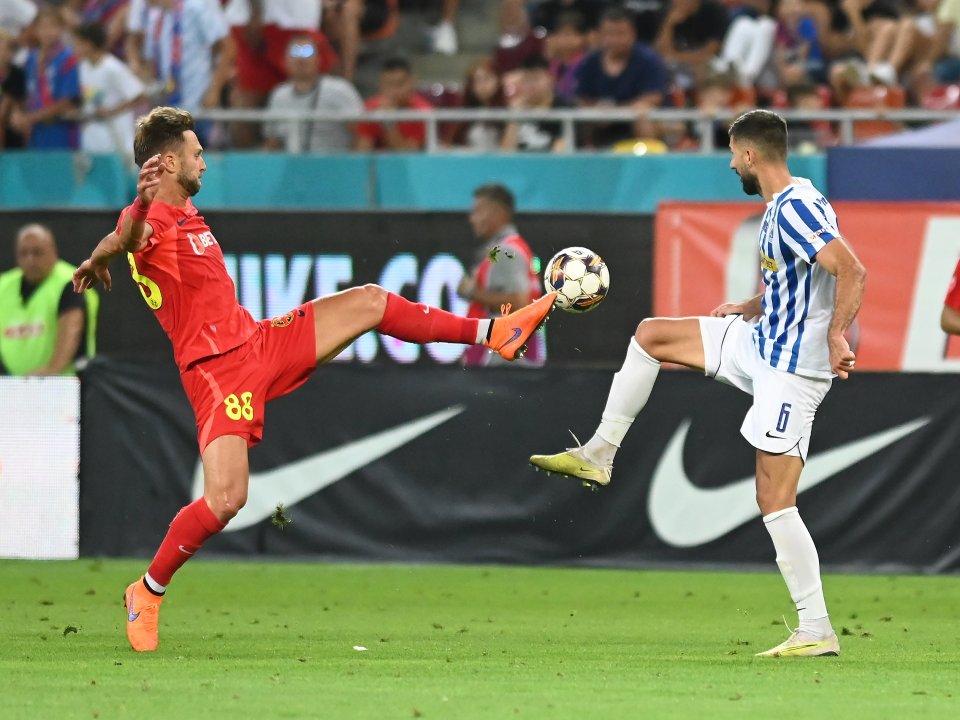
[942,259,960,336]
[355,57,433,151]
[72,106,557,653]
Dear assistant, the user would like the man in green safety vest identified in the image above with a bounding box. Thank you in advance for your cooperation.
[0,224,98,375]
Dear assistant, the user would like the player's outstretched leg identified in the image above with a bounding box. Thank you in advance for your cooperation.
[311,284,558,364]
[123,436,243,652]
[530,318,703,487]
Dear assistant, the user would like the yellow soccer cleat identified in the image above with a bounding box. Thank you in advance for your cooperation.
[755,628,840,658]
[484,292,557,361]
[124,576,164,652]
[529,446,613,488]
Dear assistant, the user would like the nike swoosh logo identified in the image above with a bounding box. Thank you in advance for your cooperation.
[177,218,187,226]
[190,406,464,532]
[506,327,523,345]
[765,431,787,439]
[178,545,194,555]
[127,595,140,622]
[648,417,929,548]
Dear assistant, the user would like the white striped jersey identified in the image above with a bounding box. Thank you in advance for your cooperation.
[754,178,838,379]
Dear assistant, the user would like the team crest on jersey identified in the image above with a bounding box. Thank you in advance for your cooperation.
[271,312,296,328]
[187,231,217,256]
[760,252,779,273]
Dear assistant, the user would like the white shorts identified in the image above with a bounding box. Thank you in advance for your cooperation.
[699,315,831,460]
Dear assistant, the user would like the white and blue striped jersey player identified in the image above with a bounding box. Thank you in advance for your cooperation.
[755,177,838,379]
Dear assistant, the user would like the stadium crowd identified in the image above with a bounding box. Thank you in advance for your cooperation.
[0,0,958,154]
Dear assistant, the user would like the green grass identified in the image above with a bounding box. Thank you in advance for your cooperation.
[1,560,959,719]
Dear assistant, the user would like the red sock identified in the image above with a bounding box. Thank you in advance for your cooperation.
[146,498,226,586]
[377,292,480,345]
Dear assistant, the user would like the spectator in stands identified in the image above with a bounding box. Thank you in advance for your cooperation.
[775,0,827,86]
[215,0,333,147]
[0,26,26,148]
[825,0,904,97]
[321,0,398,85]
[0,0,37,37]
[458,183,543,367]
[72,21,144,157]
[11,7,81,149]
[0,224,98,376]
[546,10,587,103]
[501,54,571,152]
[129,0,229,119]
[262,34,363,153]
[445,57,505,151]
[355,56,432,151]
[575,7,669,147]
[654,0,728,90]
[63,0,130,55]
[910,0,960,97]
[715,0,778,89]
[786,81,837,149]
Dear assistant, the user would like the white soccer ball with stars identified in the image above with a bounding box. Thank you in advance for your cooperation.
[543,246,610,313]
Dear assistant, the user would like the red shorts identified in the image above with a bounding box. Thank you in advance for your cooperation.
[232,25,338,94]
[181,303,317,452]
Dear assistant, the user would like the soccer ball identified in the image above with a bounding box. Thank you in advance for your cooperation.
[543,247,610,313]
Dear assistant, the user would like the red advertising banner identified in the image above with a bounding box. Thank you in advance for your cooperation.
[655,202,960,372]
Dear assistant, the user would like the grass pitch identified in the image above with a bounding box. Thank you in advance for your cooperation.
[1,560,958,720]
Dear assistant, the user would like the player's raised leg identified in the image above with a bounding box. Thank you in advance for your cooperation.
[310,284,558,364]
[124,436,246,652]
[754,451,839,657]
[530,317,704,486]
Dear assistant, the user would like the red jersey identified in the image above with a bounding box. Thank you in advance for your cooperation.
[355,94,433,149]
[946,259,960,311]
[116,199,257,370]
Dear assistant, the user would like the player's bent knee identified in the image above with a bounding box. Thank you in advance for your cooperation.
[634,318,666,357]
[206,488,248,523]
[357,283,388,321]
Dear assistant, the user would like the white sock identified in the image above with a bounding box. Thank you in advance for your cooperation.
[144,572,166,595]
[763,506,833,638]
[582,337,660,466]
[475,319,491,344]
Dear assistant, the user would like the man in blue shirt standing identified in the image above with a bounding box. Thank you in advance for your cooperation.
[574,6,669,147]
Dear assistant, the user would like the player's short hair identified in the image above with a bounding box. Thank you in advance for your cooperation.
[728,109,788,161]
[134,106,195,166]
[474,184,515,215]
[382,57,411,75]
[73,22,106,50]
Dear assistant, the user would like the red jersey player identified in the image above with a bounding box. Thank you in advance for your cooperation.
[942,259,960,336]
[72,106,557,652]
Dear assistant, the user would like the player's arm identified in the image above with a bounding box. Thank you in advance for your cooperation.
[815,236,867,379]
[74,155,161,292]
[941,305,960,336]
[711,293,763,321]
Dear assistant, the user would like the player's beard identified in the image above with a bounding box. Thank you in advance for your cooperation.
[178,170,201,197]
[737,168,761,197]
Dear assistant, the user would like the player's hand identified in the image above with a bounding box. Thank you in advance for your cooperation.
[137,154,162,205]
[73,258,112,293]
[830,333,856,380]
[711,302,746,318]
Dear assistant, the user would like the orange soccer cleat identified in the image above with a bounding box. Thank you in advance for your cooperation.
[484,292,558,361]
[123,577,164,652]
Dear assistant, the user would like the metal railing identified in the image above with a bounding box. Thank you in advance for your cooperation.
[193,107,960,153]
